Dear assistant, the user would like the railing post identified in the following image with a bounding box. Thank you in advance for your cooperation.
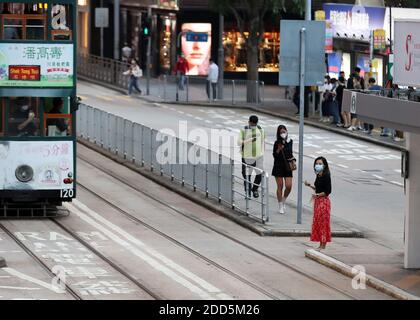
[141,126,145,167]
[181,141,185,186]
[163,75,167,101]
[232,80,235,105]
[123,120,127,159]
[205,163,209,197]
[265,172,270,222]
[255,80,258,105]
[261,81,265,105]
[150,129,154,172]
[131,122,135,163]
[231,159,235,210]
[186,76,189,103]
[218,154,222,203]
[114,117,118,155]
[107,113,111,151]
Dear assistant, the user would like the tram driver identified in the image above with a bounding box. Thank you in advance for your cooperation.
[9,97,38,137]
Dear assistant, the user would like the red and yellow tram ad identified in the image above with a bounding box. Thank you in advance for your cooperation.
[8,66,41,81]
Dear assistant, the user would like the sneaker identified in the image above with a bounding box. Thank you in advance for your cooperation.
[336,123,344,128]
[278,203,285,214]
[393,137,404,142]
[252,190,259,198]
[357,126,364,131]
[282,202,287,214]
[347,126,355,131]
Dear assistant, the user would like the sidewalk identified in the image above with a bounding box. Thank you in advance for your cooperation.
[305,238,420,299]
[79,74,406,152]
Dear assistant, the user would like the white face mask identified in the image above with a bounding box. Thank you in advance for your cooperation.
[280,133,288,140]
[21,105,29,111]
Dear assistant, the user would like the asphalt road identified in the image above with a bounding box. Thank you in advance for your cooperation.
[78,80,405,250]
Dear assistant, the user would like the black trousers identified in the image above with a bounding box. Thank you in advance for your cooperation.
[206,81,217,100]
[241,159,262,194]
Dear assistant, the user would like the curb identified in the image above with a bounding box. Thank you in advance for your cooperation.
[77,137,362,238]
[0,257,6,268]
[305,249,420,300]
[77,76,406,151]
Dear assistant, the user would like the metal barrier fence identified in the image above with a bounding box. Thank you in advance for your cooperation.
[77,104,270,223]
[77,53,264,106]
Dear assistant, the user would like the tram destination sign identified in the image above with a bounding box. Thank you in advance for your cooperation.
[0,43,74,87]
[9,65,41,81]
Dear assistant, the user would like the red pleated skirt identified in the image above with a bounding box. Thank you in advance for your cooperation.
[310,196,331,243]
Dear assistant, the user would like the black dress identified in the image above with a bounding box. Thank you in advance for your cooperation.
[272,139,293,178]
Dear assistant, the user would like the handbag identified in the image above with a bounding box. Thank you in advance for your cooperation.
[281,147,297,171]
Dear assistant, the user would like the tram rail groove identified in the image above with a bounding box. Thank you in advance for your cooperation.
[77,154,361,300]
[0,222,82,300]
[50,218,162,300]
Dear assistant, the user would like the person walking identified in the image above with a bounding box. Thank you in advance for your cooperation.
[272,125,294,214]
[238,115,266,198]
[337,76,347,127]
[347,68,365,131]
[123,59,143,96]
[206,59,219,101]
[174,53,189,90]
[362,77,381,134]
[305,157,332,250]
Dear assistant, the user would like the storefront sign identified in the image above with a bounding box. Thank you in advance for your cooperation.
[325,21,334,53]
[394,20,420,87]
[373,29,386,50]
[323,4,386,39]
[9,66,41,81]
[0,43,74,87]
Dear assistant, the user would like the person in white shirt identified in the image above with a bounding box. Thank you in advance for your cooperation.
[206,59,219,101]
[123,59,143,96]
[121,43,132,63]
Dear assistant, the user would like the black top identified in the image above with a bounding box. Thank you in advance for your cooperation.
[315,174,332,196]
[273,139,293,161]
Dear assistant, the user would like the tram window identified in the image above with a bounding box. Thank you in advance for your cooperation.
[1,3,47,40]
[44,97,71,137]
[51,4,73,41]
[8,97,40,137]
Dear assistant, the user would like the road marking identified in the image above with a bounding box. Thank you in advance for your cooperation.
[194,117,204,121]
[177,111,185,114]
[204,120,213,124]
[99,96,114,102]
[337,164,349,169]
[0,250,22,253]
[390,181,404,187]
[372,175,385,180]
[67,200,231,300]
[186,113,194,117]
[3,268,64,293]
[0,285,40,291]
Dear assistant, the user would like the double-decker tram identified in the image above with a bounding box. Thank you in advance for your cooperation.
[0,0,77,216]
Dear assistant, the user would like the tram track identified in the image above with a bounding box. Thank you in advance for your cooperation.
[77,153,362,300]
[0,222,82,300]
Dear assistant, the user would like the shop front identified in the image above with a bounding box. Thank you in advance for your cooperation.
[323,3,388,85]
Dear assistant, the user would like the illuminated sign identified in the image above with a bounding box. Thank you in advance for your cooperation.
[9,66,40,81]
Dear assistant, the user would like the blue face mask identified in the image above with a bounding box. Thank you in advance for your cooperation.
[314,164,324,174]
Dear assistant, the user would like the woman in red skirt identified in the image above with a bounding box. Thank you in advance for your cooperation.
[305,157,332,250]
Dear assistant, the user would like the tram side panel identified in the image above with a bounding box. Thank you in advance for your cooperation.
[0,140,75,203]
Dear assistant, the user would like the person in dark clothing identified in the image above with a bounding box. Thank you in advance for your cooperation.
[293,86,310,117]
[47,97,68,135]
[305,156,332,250]
[272,125,294,214]
[9,97,37,136]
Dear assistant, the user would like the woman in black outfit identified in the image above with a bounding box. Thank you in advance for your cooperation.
[304,157,332,250]
[272,125,294,214]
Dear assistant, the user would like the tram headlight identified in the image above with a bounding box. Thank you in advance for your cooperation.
[15,165,34,183]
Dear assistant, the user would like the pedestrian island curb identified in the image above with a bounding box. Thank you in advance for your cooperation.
[0,257,6,268]
[305,249,420,300]
[78,137,363,238]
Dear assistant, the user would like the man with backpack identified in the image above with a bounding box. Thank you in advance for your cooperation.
[237,115,266,198]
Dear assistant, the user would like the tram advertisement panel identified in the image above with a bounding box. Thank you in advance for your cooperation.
[0,141,74,191]
[0,43,74,87]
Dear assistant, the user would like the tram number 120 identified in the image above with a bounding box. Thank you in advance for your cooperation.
[60,189,74,198]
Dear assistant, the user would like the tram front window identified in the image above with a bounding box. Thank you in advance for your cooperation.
[8,97,40,137]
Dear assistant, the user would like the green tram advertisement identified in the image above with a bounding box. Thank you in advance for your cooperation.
[0,1,77,216]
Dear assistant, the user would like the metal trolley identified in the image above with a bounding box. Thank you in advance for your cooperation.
[0,0,78,217]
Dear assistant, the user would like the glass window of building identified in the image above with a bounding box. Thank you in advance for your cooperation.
[159,16,173,74]
[223,30,280,73]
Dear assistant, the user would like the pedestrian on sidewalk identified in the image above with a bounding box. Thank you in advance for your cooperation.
[305,157,332,250]
[320,76,332,123]
[121,42,132,63]
[362,77,381,135]
[123,59,143,96]
[206,59,219,101]
[327,78,342,126]
[238,115,266,199]
[347,68,365,131]
[174,53,189,90]
[272,125,295,214]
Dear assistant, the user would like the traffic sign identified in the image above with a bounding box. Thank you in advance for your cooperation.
[95,8,109,28]
[186,32,208,42]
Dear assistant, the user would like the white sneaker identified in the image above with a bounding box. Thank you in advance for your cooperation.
[282,202,287,214]
[347,126,355,131]
[278,203,285,214]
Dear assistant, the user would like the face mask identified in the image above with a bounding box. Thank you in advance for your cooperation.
[314,164,324,174]
[280,133,288,140]
[21,105,29,111]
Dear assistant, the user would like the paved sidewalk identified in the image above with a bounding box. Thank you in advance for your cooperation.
[305,238,420,299]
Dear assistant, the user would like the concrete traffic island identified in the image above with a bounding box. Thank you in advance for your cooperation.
[305,248,420,300]
[0,257,6,268]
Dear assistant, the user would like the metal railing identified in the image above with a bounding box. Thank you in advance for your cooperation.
[76,104,270,223]
[77,53,264,106]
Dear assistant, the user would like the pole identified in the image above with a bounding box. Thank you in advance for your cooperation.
[369,30,374,78]
[305,0,312,21]
[218,14,224,100]
[297,27,306,225]
[100,0,104,57]
[146,7,152,95]
[114,0,120,60]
